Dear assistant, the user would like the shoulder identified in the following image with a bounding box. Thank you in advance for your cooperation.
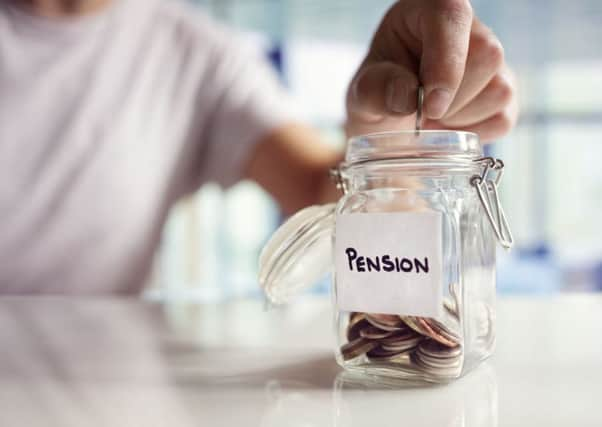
[143,0,240,55]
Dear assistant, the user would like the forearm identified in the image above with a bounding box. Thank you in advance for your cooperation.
[245,123,343,215]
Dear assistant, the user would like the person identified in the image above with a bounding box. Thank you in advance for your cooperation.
[0,0,517,293]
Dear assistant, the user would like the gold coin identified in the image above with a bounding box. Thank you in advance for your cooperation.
[341,338,378,361]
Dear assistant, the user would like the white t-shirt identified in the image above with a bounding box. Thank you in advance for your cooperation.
[0,0,292,293]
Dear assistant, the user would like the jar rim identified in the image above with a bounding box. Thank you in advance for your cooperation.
[348,129,478,140]
[345,130,482,166]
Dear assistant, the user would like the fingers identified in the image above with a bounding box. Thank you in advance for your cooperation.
[419,0,473,119]
[443,19,505,117]
[424,84,518,142]
[451,109,515,142]
[347,61,419,122]
[346,0,517,140]
[440,69,514,127]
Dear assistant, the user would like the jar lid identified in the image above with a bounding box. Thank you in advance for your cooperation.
[259,203,335,305]
[345,130,481,166]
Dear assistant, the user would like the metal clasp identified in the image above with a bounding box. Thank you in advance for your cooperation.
[471,157,514,249]
[329,167,348,195]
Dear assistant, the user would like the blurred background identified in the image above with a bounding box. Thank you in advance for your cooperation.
[147,0,602,300]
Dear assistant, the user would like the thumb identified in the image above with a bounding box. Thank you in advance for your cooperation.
[419,0,473,119]
[347,61,419,123]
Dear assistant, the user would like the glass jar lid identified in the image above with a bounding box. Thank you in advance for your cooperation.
[259,203,335,305]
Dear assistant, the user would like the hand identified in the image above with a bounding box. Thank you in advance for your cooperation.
[346,0,518,142]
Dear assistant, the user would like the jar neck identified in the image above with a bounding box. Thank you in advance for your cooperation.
[340,158,483,193]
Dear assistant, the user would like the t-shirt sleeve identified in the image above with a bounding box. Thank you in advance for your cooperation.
[191,26,295,190]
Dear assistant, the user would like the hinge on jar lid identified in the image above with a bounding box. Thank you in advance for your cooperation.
[471,157,514,249]
[329,167,348,195]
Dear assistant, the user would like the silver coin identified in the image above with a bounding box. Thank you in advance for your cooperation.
[381,335,422,353]
[417,339,462,359]
[444,297,458,319]
[380,328,417,344]
[448,282,462,318]
[449,282,459,300]
[411,353,461,378]
[416,355,461,371]
[359,325,395,340]
[365,313,405,331]
[381,342,420,353]
[416,349,462,366]
[475,302,493,338]
[415,85,424,133]
[413,339,462,377]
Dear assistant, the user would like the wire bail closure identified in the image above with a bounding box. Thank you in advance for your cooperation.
[471,157,514,249]
[329,167,348,195]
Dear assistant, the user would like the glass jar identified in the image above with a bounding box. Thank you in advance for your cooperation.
[259,130,513,384]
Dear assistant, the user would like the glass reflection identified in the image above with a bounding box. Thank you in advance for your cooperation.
[333,364,498,427]
[259,363,497,427]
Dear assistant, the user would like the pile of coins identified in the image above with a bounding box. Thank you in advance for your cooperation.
[340,312,462,379]
[340,284,463,379]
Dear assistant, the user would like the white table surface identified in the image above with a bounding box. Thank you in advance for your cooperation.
[0,294,600,427]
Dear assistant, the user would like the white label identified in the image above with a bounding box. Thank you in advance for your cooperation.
[335,212,442,317]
